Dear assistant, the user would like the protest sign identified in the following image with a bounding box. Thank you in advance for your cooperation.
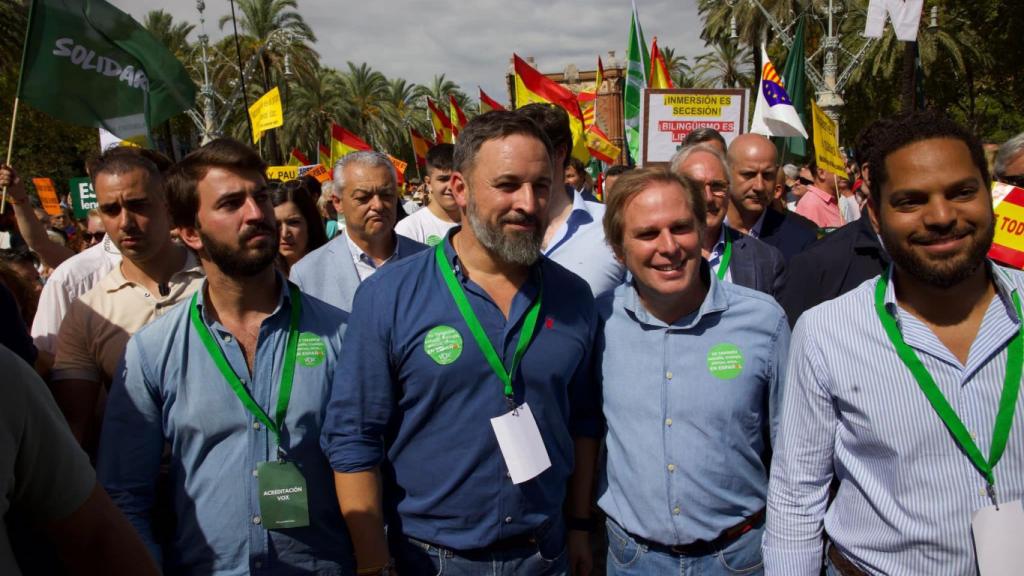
[69,177,97,218]
[32,178,62,215]
[642,88,748,165]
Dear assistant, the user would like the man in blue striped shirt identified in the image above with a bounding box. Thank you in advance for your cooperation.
[765,112,1024,575]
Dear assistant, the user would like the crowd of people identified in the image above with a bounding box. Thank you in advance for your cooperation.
[1,105,1023,576]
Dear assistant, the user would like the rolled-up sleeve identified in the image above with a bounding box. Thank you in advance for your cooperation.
[320,281,394,472]
[763,316,836,575]
[96,336,165,564]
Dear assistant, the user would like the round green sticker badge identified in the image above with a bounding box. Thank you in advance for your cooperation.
[707,343,744,379]
[423,325,463,365]
[296,332,327,368]
[426,234,443,246]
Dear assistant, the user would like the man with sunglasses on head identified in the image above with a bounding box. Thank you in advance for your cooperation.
[994,132,1024,189]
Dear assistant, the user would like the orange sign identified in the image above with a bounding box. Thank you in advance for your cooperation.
[989,183,1024,269]
[300,164,332,183]
[32,178,62,216]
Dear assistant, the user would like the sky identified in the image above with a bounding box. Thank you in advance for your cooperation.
[109,0,707,102]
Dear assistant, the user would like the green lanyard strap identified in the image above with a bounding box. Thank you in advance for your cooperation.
[874,271,1022,493]
[189,283,303,443]
[434,242,542,399]
[716,228,733,281]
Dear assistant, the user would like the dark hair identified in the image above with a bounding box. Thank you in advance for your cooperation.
[165,138,268,228]
[603,167,706,256]
[568,157,587,175]
[271,179,328,256]
[454,110,554,176]
[682,128,727,150]
[865,111,989,203]
[605,164,630,178]
[515,103,571,168]
[87,146,170,197]
[426,143,454,172]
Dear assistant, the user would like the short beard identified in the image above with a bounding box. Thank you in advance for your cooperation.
[200,225,278,277]
[882,217,994,289]
[466,191,542,266]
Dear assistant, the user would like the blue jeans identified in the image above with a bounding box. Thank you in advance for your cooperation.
[605,518,764,576]
[392,522,567,576]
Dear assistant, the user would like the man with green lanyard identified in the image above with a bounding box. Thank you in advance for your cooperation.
[97,139,355,575]
[321,111,602,576]
[765,112,1024,576]
[670,142,787,299]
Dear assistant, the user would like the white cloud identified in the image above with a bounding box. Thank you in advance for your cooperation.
[110,0,706,102]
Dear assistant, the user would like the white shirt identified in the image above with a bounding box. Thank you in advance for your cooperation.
[30,235,121,355]
[839,194,861,223]
[344,228,397,281]
[395,207,458,247]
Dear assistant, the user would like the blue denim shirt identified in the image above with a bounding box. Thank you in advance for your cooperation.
[321,231,601,550]
[98,276,354,575]
[597,267,789,545]
[544,189,626,298]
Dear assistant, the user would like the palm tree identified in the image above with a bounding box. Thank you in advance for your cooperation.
[143,10,195,60]
[0,1,27,72]
[282,65,345,156]
[414,74,470,110]
[336,62,393,151]
[659,45,696,87]
[694,40,755,89]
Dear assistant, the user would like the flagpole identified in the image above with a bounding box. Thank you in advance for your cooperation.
[228,0,255,144]
[1,98,19,213]
[408,128,422,181]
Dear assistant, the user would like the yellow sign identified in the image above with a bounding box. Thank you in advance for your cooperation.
[249,87,284,144]
[990,183,1024,269]
[32,178,62,216]
[266,166,298,181]
[811,101,846,177]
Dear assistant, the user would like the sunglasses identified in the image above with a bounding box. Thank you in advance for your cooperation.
[797,177,814,186]
[81,231,105,242]
[998,174,1024,189]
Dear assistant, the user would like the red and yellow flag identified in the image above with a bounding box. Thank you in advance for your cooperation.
[649,37,674,89]
[288,147,310,167]
[410,128,432,168]
[578,56,604,128]
[427,99,455,144]
[331,124,372,161]
[585,124,621,164]
[449,95,468,138]
[387,154,408,186]
[513,53,589,163]
[318,143,332,171]
[479,87,505,113]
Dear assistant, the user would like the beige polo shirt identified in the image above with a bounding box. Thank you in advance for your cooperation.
[52,250,205,385]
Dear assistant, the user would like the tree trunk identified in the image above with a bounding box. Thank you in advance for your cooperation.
[901,41,917,113]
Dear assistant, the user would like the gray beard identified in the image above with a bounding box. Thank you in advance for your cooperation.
[466,192,542,267]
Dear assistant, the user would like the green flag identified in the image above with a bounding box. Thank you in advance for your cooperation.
[16,0,196,142]
[624,1,650,166]
[780,15,808,160]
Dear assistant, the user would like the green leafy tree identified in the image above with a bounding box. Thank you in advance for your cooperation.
[694,40,755,88]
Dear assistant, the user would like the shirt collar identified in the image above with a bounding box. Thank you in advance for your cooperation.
[102,248,202,292]
[709,225,727,259]
[196,270,292,329]
[621,260,728,329]
[749,209,768,238]
[440,228,542,301]
[345,227,398,267]
[807,185,838,204]
[883,259,1020,327]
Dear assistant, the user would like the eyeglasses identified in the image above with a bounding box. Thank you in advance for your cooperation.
[703,181,729,197]
[998,174,1024,189]
[81,231,105,242]
[797,177,814,186]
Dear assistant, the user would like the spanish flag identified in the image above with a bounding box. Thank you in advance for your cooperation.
[426,99,454,144]
[578,56,604,128]
[479,87,505,113]
[585,124,621,164]
[410,128,431,168]
[331,124,372,161]
[449,95,468,138]
[318,143,332,170]
[513,54,589,163]
[288,147,310,167]
[649,37,674,89]
[387,154,408,186]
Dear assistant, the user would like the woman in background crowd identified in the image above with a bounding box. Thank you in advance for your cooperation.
[271,177,327,274]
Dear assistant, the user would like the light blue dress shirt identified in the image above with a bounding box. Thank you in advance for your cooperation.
[597,266,789,545]
[544,189,625,298]
[98,276,353,576]
[764,262,1024,576]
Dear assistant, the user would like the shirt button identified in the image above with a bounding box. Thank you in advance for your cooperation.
[666,371,673,380]
[979,487,987,497]
[672,507,680,515]
[223,334,233,343]
[504,516,513,524]
[667,464,676,472]
[143,292,151,298]
[253,422,262,431]
[665,418,673,426]
[253,515,262,525]
[252,468,259,477]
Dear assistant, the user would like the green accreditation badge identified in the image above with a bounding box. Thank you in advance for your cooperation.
[707,343,744,379]
[424,325,463,365]
[257,460,310,530]
[295,332,327,368]
[426,234,443,246]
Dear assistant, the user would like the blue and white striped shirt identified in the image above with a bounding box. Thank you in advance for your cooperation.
[764,261,1024,576]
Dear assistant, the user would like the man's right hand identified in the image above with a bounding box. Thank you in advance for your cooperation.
[567,529,593,576]
[0,164,28,204]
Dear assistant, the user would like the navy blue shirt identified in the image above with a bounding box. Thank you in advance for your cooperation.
[321,231,600,550]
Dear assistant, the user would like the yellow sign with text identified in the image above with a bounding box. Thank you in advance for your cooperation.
[811,101,846,177]
[249,87,284,144]
[266,166,298,181]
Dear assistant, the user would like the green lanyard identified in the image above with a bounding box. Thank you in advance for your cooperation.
[189,284,302,445]
[434,242,542,399]
[716,228,733,281]
[874,271,1022,503]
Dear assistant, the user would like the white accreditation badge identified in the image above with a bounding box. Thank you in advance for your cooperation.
[490,402,551,484]
[972,498,1024,575]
